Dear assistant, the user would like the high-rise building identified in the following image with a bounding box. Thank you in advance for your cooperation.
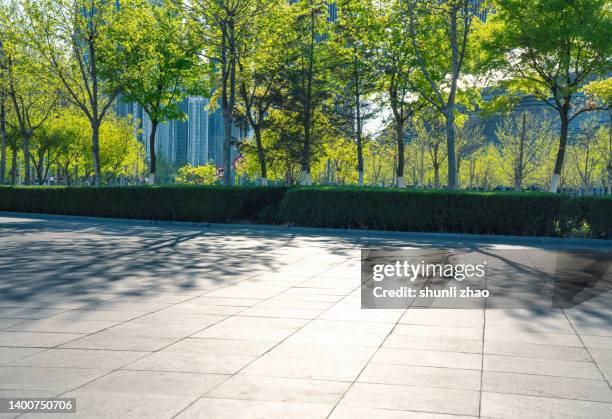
[116,96,240,170]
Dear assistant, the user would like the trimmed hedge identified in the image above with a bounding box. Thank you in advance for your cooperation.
[0,185,610,238]
[0,185,287,223]
[279,187,612,238]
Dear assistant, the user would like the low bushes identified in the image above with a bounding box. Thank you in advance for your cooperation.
[279,187,612,238]
[0,185,287,223]
[1,185,610,238]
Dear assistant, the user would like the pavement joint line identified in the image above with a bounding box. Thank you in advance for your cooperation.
[561,307,612,392]
[478,260,489,419]
[171,242,363,418]
[8,230,331,417]
[325,236,409,419]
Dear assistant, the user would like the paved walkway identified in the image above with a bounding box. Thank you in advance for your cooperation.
[0,214,611,418]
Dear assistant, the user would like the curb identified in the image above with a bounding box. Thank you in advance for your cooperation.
[2,211,611,248]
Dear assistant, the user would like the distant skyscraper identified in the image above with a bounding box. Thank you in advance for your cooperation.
[115,96,240,169]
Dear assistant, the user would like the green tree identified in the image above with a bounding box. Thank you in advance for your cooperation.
[182,0,275,185]
[331,0,379,185]
[109,0,204,185]
[376,0,425,187]
[406,0,486,189]
[483,0,612,192]
[583,78,612,193]
[569,120,609,194]
[269,0,337,185]
[235,4,286,186]
[496,112,554,190]
[1,1,60,185]
[24,0,123,186]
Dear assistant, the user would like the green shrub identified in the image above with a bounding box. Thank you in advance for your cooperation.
[576,196,612,239]
[279,187,612,238]
[0,185,287,223]
[1,185,610,238]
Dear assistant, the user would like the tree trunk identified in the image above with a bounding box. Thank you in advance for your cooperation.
[607,109,612,195]
[300,9,316,187]
[225,21,237,186]
[148,120,158,185]
[35,148,45,185]
[551,104,570,193]
[516,112,526,191]
[92,122,101,186]
[395,124,405,187]
[434,163,440,189]
[354,53,364,186]
[419,143,425,187]
[445,108,457,189]
[356,122,364,186]
[0,99,6,184]
[300,121,311,186]
[22,132,31,185]
[10,144,17,184]
[254,128,267,186]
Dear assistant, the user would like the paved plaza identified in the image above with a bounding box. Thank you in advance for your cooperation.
[0,214,611,418]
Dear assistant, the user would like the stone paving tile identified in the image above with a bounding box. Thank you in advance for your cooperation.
[59,330,176,351]
[188,296,263,307]
[0,347,45,365]
[208,375,349,404]
[359,363,482,390]
[399,309,484,328]
[76,370,227,397]
[597,361,612,382]
[0,318,30,330]
[0,307,68,320]
[12,348,149,369]
[341,382,481,416]
[241,353,368,381]
[0,331,83,348]
[384,333,483,353]
[81,301,172,313]
[484,328,582,346]
[282,320,393,348]
[176,398,334,419]
[161,337,276,357]
[394,324,483,340]
[484,340,592,361]
[152,303,244,316]
[0,366,109,392]
[106,316,225,338]
[238,307,322,320]
[43,309,145,322]
[483,370,612,402]
[480,391,612,418]
[329,404,477,419]
[192,316,306,342]
[581,335,612,349]
[47,392,196,419]
[483,354,602,379]
[318,304,404,324]
[268,341,377,362]
[272,289,345,303]
[371,347,482,370]
[125,350,257,374]
[6,318,119,334]
[590,347,612,363]
[255,299,334,311]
